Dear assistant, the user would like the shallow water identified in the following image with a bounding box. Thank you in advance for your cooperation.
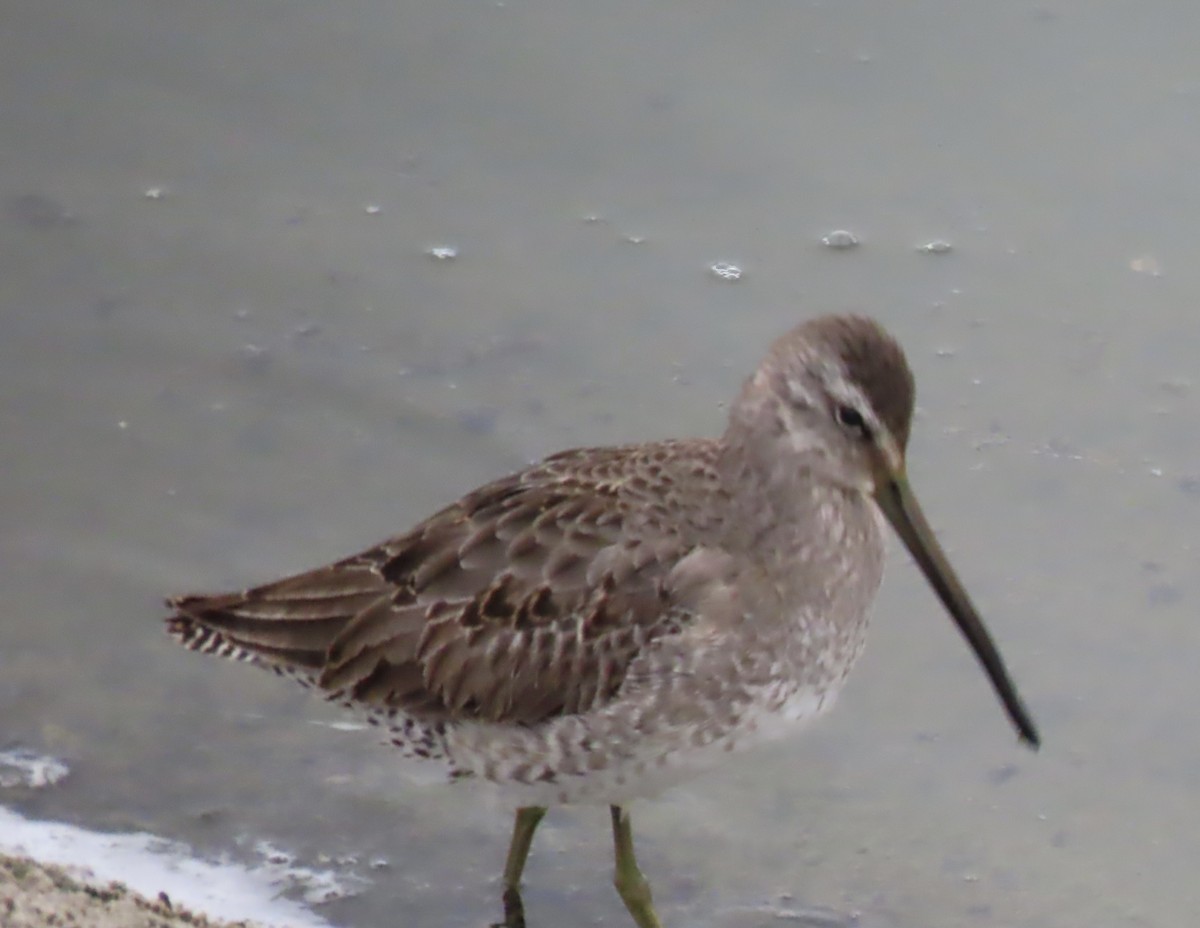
[2,2,1199,927]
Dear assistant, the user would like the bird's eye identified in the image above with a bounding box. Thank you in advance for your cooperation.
[836,405,870,437]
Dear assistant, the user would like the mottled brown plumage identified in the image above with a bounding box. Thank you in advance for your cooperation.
[170,439,729,728]
[166,314,1037,928]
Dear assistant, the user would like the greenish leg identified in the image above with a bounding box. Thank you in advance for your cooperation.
[496,806,547,928]
[610,805,664,928]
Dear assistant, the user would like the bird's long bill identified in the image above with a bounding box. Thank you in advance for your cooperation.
[875,474,1040,749]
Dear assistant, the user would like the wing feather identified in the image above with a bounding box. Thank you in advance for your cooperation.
[167,441,726,724]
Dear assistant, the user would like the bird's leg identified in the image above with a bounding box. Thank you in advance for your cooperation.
[496,806,547,928]
[610,805,663,928]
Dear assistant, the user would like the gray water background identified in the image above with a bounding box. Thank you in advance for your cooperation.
[2,2,1198,926]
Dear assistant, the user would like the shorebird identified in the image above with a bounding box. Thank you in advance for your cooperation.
[167,314,1039,928]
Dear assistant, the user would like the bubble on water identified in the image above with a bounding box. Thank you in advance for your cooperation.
[143,186,167,200]
[821,229,859,249]
[237,343,271,375]
[1130,254,1163,277]
[709,261,743,281]
[426,245,458,260]
[0,749,70,789]
[249,839,368,904]
[920,239,953,254]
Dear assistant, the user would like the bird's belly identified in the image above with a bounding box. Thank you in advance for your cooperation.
[733,680,840,747]
[440,681,841,807]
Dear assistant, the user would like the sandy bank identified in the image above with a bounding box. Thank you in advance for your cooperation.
[1,852,260,928]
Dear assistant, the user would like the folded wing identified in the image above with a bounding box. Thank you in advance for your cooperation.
[168,447,707,725]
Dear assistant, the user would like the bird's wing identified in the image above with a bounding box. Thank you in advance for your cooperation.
[167,443,722,725]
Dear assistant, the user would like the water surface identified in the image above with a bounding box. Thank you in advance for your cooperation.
[2,2,1198,927]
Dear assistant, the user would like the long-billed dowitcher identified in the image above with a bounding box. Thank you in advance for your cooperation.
[167,314,1038,928]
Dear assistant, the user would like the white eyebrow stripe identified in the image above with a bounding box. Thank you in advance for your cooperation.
[826,375,885,434]
[784,376,819,407]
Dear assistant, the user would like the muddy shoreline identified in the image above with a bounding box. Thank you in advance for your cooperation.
[0,852,260,928]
